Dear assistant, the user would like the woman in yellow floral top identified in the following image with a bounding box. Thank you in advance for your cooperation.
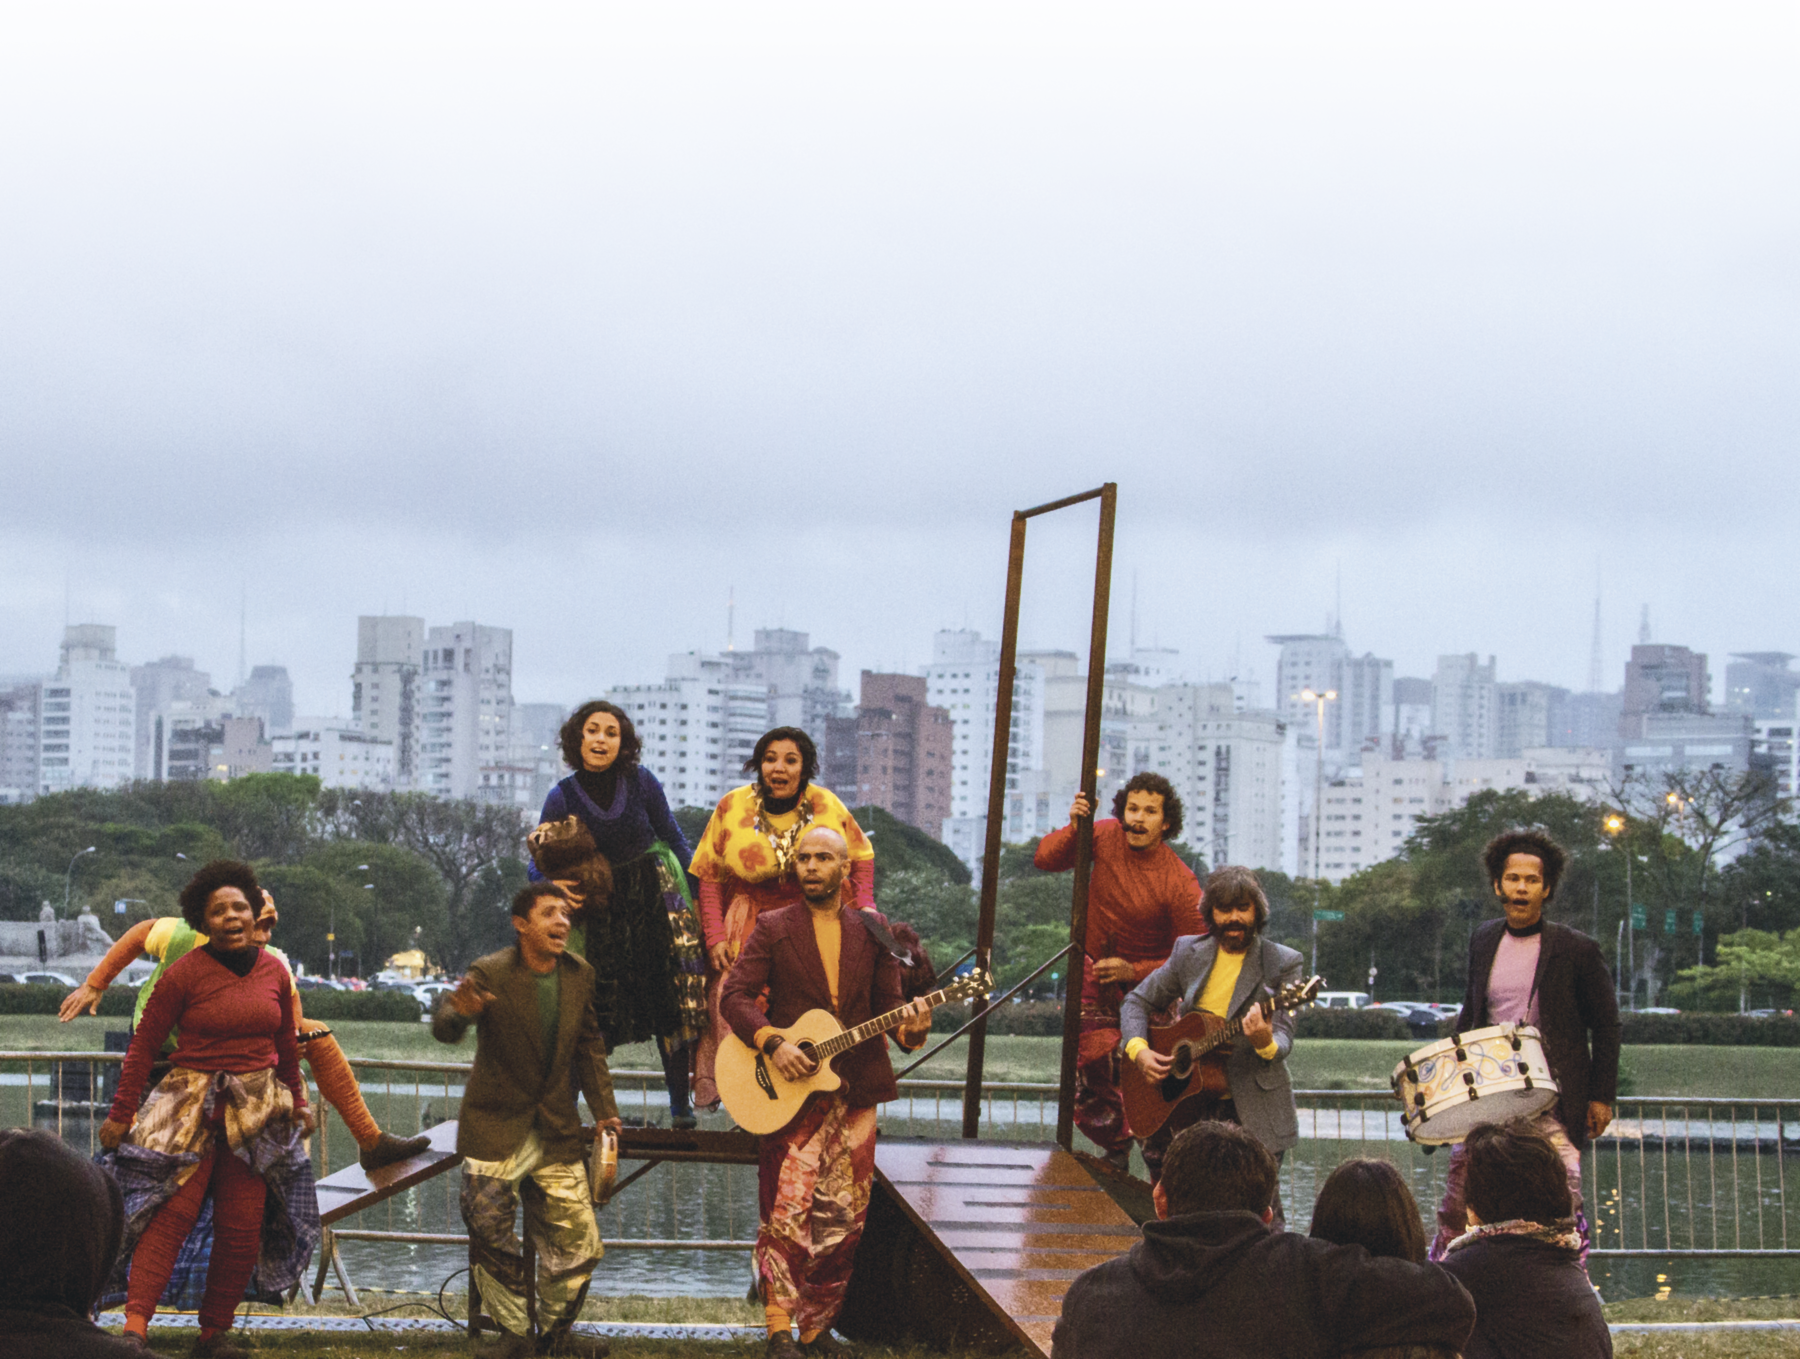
[688,726,875,1108]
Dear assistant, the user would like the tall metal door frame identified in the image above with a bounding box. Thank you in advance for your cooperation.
[961,483,1117,1146]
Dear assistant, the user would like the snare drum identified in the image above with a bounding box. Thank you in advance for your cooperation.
[1391,1024,1558,1145]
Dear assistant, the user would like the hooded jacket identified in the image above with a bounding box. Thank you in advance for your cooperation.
[1439,1232,1613,1359]
[0,1129,145,1357]
[1051,1211,1474,1359]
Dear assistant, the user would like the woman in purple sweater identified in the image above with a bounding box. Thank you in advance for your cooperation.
[530,700,706,1125]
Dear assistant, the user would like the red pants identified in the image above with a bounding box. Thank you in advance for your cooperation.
[127,1139,267,1332]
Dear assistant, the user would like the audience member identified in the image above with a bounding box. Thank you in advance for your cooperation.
[1052,1121,1473,1359]
[1437,1120,1613,1359]
[0,1128,144,1357]
[1309,1158,1428,1262]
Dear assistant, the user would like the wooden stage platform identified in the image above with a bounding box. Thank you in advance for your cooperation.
[310,1124,1144,1356]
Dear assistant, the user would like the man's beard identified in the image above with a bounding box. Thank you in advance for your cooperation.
[802,879,842,905]
[1217,923,1254,951]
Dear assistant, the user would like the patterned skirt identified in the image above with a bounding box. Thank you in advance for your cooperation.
[97,1065,320,1309]
[583,840,707,1051]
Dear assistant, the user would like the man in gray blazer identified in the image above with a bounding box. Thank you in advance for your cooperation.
[1121,866,1303,1216]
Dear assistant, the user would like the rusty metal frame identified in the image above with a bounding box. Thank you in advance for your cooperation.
[961,483,1116,1145]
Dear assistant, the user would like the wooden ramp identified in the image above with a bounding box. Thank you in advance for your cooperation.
[841,1141,1142,1357]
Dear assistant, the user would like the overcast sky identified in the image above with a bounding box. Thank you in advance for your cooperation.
[3,4,1796,716]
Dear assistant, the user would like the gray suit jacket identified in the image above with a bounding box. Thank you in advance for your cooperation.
[1120,934,1304,1152]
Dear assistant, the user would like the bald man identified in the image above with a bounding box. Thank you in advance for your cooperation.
[722,827,932,1359]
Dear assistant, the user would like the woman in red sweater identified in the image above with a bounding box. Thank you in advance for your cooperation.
[98,861,319,1358]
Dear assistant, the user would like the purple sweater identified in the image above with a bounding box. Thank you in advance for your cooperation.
[529,766,693,877]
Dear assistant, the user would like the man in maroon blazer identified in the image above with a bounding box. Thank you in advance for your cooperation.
[722,826,932,1359]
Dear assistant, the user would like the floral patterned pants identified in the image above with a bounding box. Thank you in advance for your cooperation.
[756,1094,878,1337]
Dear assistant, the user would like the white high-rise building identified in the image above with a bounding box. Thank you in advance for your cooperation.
[1268,634,1348,755]
[419,622,513,801]
[352,616,425,788]
[131,656,213,779]
[1433,653,1499,760]
[610,653,771,809]
[40,625,136,796]
[923,629,1046,828]
[727,629,851,736]
[0,680,43,804]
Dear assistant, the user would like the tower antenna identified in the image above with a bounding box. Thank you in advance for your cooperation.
[1586,566,1604,692]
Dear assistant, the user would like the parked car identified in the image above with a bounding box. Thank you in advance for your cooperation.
[1313,991,1372,1010]
[16,971,80,988]
[296,975,346,991]
[1636,1006,1681,1015]
[1747,1008,1795,1019]
[1368,1002,1443,1038]
[413,980,455,1008]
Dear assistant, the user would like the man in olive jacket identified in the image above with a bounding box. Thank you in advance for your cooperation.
[434,882,621,1358]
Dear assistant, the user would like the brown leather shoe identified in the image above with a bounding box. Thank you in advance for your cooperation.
[801,1333,851,1357]
[360,1131,432,1171]
[766,1333,805,1359]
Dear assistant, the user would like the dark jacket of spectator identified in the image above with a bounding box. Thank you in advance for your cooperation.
[1051,1209,1475,1359]
[0,1128,145,1357]
[1439,1230,1612,1359]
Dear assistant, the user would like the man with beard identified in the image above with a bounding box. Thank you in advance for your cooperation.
[1033,773,1203,1169]
[1428,829,1620,1264]
[722,827,932,1358]
[1120,866,1302,1216]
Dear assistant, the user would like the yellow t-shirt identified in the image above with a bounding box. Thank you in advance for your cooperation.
[1126,945,1279,1062]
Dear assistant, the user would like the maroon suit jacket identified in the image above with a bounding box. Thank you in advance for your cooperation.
[720,903,914,1108]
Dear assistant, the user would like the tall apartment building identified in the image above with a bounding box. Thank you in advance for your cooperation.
[232,665,295,735]
[1268,634,1348,755]
[1754,705,1800,801]
[1726,652,1799,720]
[39,625,136,796]
[1620,643,1710,738]
[826,673,954,833]
[1112,682,1286,870]
[726,629,851,736]
[351,616,425,787]
[131,656,214,779]
[1391,677,1434,752]
[1496,681,1569,758]
[1339,653,1395,754]
[0,680,42,803]
[1432,653,1498,760]
[609,653,771,809]
[418,622,514,802]
[924,629,1045,827]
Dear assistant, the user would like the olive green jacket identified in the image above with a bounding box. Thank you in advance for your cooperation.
[432,945,618,1164]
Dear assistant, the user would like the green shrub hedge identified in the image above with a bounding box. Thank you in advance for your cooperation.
[1294,1007,1415,1040]
[930,999,1064,1036]
[0,983,136,1016]
[1619,1011,1800,1047]
[0,981,423,1023]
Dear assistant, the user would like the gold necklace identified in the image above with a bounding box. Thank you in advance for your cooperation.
[753,785,814,879]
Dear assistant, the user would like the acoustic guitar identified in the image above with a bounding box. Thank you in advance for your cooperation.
[1119,975,1323,1138]
[718,969,992,1135]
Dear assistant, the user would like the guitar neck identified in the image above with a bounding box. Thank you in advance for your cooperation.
[813,987,952,1060]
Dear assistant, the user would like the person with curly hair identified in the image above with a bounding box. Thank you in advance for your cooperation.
[1428,828,1622,1265]
[97,860,320,1358]
[1034,772,1203,1168]
[529,699,706,1127]
[61,897,428,1171]
[687,727,876,1111]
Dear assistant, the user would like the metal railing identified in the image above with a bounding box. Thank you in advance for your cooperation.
[7,1052,1797,1262]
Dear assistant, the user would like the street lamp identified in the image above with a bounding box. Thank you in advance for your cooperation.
[63,846,96,916]
[1298,688,1337,977]
[1603,813,1634,1011]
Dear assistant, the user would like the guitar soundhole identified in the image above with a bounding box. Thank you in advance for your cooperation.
[797,1041,818,1063]
[1169,1045,1194,1080]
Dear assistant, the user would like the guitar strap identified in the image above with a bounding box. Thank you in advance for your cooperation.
[856,910,916,967]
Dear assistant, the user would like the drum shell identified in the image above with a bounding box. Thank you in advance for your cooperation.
[1391,1024,1559,1145]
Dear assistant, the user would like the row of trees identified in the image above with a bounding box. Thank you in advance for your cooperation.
[5,765,1793,1011]
[0,777,528,976]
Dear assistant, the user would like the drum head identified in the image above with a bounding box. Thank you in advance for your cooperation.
[1410,1085,1557,1144]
